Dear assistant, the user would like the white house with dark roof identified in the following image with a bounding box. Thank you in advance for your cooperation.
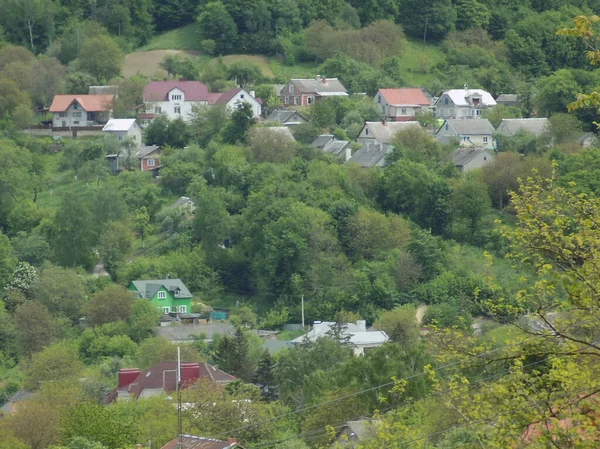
[291,320,389,356]
[435,87,496,119]
[496,118,549,137]
[208,87,262,118]
[450,148,496,173]
[436,118,495,149]
[279,76,347,107]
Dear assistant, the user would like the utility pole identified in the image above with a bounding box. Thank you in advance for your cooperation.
[301,295,305,329]
[177,347,182,449]
[423,15,429,50]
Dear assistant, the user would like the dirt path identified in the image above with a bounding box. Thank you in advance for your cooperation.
[416,304,427,325]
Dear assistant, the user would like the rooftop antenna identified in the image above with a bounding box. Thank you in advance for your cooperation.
[177,346,182,449]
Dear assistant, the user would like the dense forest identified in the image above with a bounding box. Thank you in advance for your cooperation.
[1,1,600,448]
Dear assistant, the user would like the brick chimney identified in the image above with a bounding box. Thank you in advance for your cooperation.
[181,362,201,386]
[321,77,327,84]
[227,438,237,447]
[118,368,140,388]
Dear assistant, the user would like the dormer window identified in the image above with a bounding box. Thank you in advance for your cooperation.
[472,98,480,106]
[290,84,294,94]
[172,94,182,100]
[174,289,180,297]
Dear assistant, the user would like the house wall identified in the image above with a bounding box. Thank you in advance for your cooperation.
[141,154,160,171]
[280,82,319,107]
[225,90,262,118]
[436,95,489,119]
[462,151,495,172]
[145,88,207,122]
[104,126,142,146]
[52,109,110,128]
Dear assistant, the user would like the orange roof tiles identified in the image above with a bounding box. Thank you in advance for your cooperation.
[378,88,430,106]
[49,94,114,112]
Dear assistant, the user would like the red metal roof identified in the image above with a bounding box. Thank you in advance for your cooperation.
[49,94,114,112]
[378,88,430,106]
[215,88,242,105]
[144,81,210,102]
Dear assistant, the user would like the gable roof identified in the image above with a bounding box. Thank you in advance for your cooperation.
[144,80,210,102]
[215,87,242,104]
[161,435,240,449]
[451,148,495,167]
[114,362,236,400]
[440,89,496,107]
[346,145,390,167]
[136,145,161,159]
[102,119,137,132]
[495,93,519,105]
[291,321,389,345]
[131,279,192,299]
[266,109,307,124]
[377,88,430,106]
[496,118,549,137]
[288,77,348,95]
[49,94,114,112]
[441,119,495,135]
[361,121,421,144]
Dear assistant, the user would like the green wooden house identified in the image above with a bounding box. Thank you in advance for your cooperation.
[128,279,192,315]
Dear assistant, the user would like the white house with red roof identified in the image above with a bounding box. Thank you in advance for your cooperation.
[374,88,431,121]
[142,81,261,125]
[49,94,114,128]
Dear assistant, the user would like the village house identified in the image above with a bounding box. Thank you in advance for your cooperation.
[333,420,381,448]
[266,108,308,126]
[208,87,262,118]
[435,118,495,149]
[129,278,193,315]
[161,435,241,449]
[49,94,114,129]
[495,93,520,107]
[434,87,496,119]
[279,76,348,107]
[136,145,162,172]
[291,320,389,356]
[450,148,496,173]
[102,119,142,145]
[496,118,549,137]
[312,134,352,161]
[105,361,236,402]
[373,88,431,121]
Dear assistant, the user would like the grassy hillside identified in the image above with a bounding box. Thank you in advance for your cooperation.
[139,24,199,51]
[398,40,446,87]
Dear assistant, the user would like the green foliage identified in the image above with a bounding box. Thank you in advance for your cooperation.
[23,343,83,391]
[374,305,420,345]
[81,285,134,328]
[75,34,124,83]
[60,403,138,449]
[197,2,238,54]
[32,265,87,323]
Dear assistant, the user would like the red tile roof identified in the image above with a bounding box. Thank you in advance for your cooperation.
[107,361,236,402]
[378,88,430,106]
[49,95,114,112]
[144,81,210,102]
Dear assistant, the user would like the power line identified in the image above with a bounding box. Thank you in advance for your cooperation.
[254,358,550,449]
[217,334,541,439]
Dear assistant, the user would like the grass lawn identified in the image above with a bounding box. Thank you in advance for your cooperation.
[269,59,319,81]
[139,24,199,51]
[220,54,275,78]
[399,39,445,87]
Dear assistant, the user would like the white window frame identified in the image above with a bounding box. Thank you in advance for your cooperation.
[483,136,488,143]
[294,96,299,105]
[157,291,167,299]
[240,94,245,99]
[155,106,162,114]
[59,112,67,117]
[401,108,407,114]
[179,305,186,313]
[172,94,182,100]
[285,96,289,105]
[289,84,294,94]
[147,158,155,167]
[162,307,170,314]
[307,96,314,105]
[174,289,180,297]
[174,106,181,114]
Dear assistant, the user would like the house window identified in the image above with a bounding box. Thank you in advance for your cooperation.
[444,97,449,105]
[174,106,181,114]
[174,289,180,297]
[172,94,182,100]
[285,96,289,105]
[178,305,186,313]
[162,307,170,314]
[118,136,123,140]
[307,96,314,105]
[484,156,487,161]
[59,112,67,117]
[476,110,482,116]
[445,124,449,131]
[74,121,79,124]
[483,136,488,143]
[155,106,162,114]
[147,158,155,167]
[463,136,469,142]
[240,94,245,99]
[73,112,82,117]
[401,108,407,114]
[378,95,381,103]
[294,96,299,105]
[157,291,167,299]
[365,128,369,136]
[290,84,294,94]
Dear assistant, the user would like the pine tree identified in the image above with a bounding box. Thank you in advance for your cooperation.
[254,349,276,400]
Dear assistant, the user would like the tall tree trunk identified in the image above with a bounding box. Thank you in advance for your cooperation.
[28,17,34,51]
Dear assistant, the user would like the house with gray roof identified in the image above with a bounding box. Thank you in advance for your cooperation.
[435,87,496,119]
[279,76,347,107]
[450,148,496,173]
[436,118,495,149]
[495,94,520,107]
[496,118,549,137]
[129,279,193,315]
[291,320,389,356]
[311,134,351,160]
[333,420,381,447]
[266,109,307,126]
